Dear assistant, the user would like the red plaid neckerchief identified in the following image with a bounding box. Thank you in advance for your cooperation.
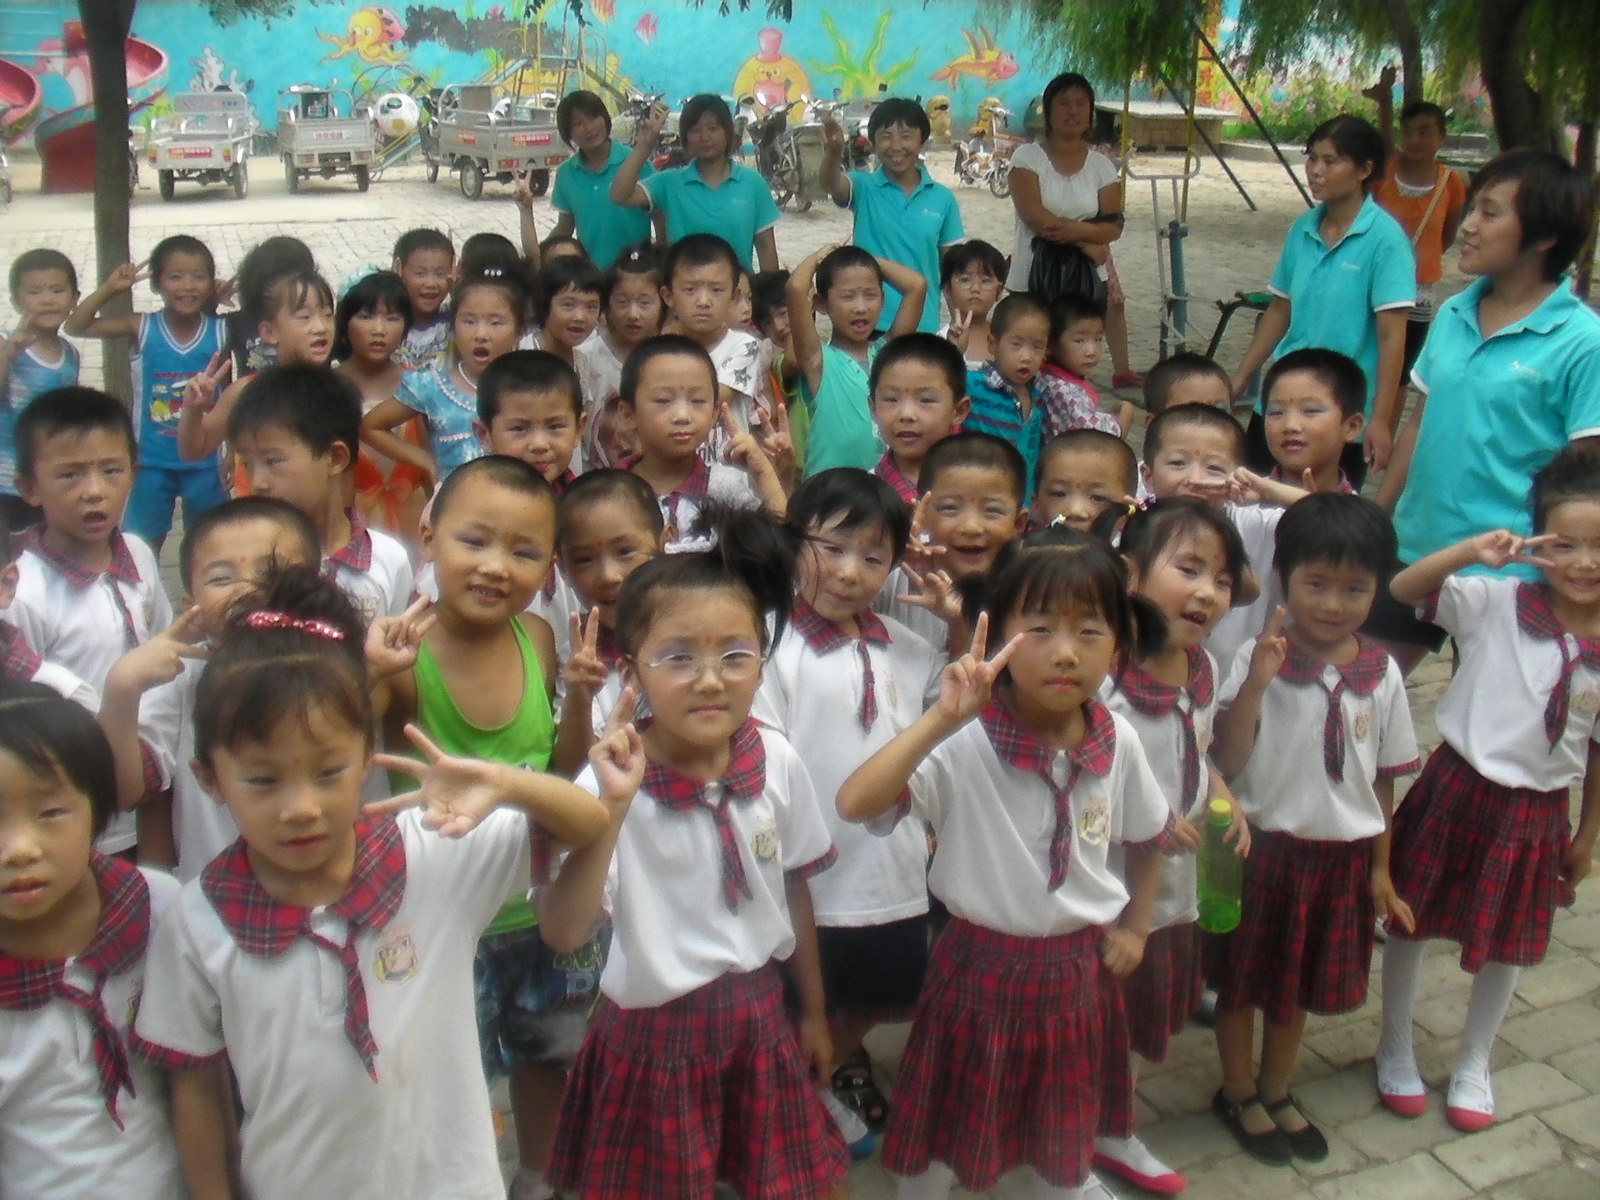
[640,717,766,912]
[873,452,918,507]
[20,526,143,651]
[1277,637,1388,781]
[0,854,149,1126]
[1268,466,1356,495]
[1116,648,1215,807]
[980,698,1117,889]
[1515,582,1600,747]
[0,620,43,682]
[594,621,625,670]
[552,469,577,496]
[789,599,892,730]
[324,509,374,576]
[200,818,406,1080]
[620,453,712,534]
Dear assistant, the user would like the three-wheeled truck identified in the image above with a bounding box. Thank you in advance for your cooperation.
[147,90,253,201]
[423,84,567,200]
[277,85,377,193]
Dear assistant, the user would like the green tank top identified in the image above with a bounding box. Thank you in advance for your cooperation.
[413,618,555,936]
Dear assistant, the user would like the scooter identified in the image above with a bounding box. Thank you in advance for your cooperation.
[953,105,1015,198]
[749,98,806,210]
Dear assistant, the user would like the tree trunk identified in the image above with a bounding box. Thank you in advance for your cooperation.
[1477,0,1558,151]
[1377,0,1424,105]
[80,0,138,404]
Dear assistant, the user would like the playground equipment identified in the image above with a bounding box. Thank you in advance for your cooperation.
[147,90,252,201]
[423,83,566,200]
[277,85,377,193]
[31,23,167,193]
[0,56,41,142]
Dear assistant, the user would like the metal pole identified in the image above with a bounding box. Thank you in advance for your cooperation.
[1157,68,1256,210]
[1193,24,1312,207]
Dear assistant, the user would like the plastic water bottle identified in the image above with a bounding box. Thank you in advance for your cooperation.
[1197,798,1242,934]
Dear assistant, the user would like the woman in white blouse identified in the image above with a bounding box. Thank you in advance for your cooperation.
[1007,72,1124,296]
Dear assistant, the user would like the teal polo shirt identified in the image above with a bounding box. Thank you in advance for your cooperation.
[552,141,654,270]
[643,161,781,270]
[844,166,964,332]
[1394,276,1600,573]
[801,342,884,476]
[1266,194,1416,418]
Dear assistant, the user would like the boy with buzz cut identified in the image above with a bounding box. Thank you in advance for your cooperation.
[6,386,173,857]
[820,97,965,333]
[392,227,457,370]
[226,364,413,623]
[788,243,928,477]
[869,332,970,506]
[1141,351,1234,417]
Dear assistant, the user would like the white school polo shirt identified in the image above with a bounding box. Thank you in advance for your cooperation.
[139,666,236,882]
[1220,640,1419,840]
[625,456,762,555]
[1209,502,1283,679]
[574,721,835,1009]
[879,702,1172,938]
[0,867,184,1200]
[752,606,943,926]
[325,521,415,625]
[133,808,536,1200]
[1426,575,1600,791]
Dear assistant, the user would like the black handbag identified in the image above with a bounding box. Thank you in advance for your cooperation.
[1026,211,1121,307]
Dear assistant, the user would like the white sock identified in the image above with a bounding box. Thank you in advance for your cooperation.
[1377,936,1427,1095]
[1452,962,1520,1102]
[896,1163,956,1200]
[1093,1134,1176,1179]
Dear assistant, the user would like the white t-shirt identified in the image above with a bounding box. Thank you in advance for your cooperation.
[872,564,955,652]
[573,723,835,1009]
[752,610,943,925]
[650,460,764,554]
[575,333,626,469]
[0,867,184,1200]
[1210,502,1284,679]
[133,808,536,1200]
[139,665,235,882]
[326,525,415,625]
[1220,642,1420,840]
[877,703,1171,937]
[1427,576,1600,791]
[1006,143,1120,291]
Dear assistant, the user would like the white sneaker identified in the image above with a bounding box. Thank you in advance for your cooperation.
[1446,1067,1495,1132]
[820,1087,876,1157]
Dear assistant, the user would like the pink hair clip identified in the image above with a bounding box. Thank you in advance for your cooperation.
[243,610,347,641]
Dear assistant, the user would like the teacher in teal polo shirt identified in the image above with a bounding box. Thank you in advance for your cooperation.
[542,90,660,271]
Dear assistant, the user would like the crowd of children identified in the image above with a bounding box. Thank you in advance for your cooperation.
[2,84,1599,1200]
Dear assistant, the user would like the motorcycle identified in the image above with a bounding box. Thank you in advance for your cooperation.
[748,98,807,211]
[812,98,873,172]
[621,93,686,170]
[954,104,1015,198]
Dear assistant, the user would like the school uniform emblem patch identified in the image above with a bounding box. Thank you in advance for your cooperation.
[373,926,418,983]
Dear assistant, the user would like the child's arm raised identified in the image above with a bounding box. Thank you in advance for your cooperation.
[1389,530,1556,609]
[837,615,1021,822]
[783,245,833,398]
[721,404,789,513]
[99,608,209,810]
[1212,606,1287,779]
[609,103,664,210]
[877,256,929,340]
[169,1061,236,1200]
[552,611,608,777]
[362,396,437,476]
[818,112,853,206]
[175,351,234,461]
[63,261,148,339]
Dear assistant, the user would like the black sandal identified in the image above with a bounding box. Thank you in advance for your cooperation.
[1263,1093,1329,1162]
[831,1051,889,1132]
[1211,1088,1292,1165]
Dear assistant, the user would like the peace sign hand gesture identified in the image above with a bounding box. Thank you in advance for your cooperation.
[933,613,1024,726]
[513,165,536,212]
[564,611,610,699]
[1470,529,1557,572]
[105,260,151,294]
[1245,605,1289,691]
[370,724,513,836]
[183,350,233,414]
[365,595,436,684]
[589,687,645,814]
[752,396,795,489]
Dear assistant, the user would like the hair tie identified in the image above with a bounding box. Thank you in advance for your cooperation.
[1126,501,1139,517]
[243,610,347,641]
[480,266,505,278]
[1049,514,1069,528]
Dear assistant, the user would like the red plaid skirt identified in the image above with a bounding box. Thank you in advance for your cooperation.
[881,919,1132,1191]
[1121,922,1202,1062]
[1210,827,1375,1027]
[1390,743,1572,972]
[547,965,848,1200]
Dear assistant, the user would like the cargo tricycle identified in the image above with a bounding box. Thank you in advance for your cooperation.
[277,85,377,193]
[423,84,567,200]
[148,91,253,201]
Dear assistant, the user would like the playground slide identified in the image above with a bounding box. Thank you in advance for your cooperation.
[0,56,42,142]
[35,21,168,193]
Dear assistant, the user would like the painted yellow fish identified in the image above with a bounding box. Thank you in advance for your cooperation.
[929,26,1019,89]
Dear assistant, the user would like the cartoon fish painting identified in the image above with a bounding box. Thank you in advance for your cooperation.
[592,0,616,23]
[635,12,658,47]
[929,26,1019,89]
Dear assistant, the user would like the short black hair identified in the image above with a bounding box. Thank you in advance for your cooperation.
[226,365,361,465]
[392,227,455,266]
[870,332,967,405]
[178,496,320,593]
[148,235,215,290]
[815,245,882,298]
[1263,348,1366,421]
[1040,429,1138,495]
[751,270,791,331]
[0,681,119,839]
[10,248,78,298]
[867,97,930,143]
[535,254,605,326]
[1399,100,1448,136]
[1048,292,1106,339]
[556,89,612,146]
[678,93,738,158]
[237,237,315,323]
[1531,444,1600,534]
[663,233,740,288]
[940,239,1008,290]
[430,453,556,526]
[1142,352,1231,414]
[1274,492,1396,584]
[787,468,914,565]
[619,334,717,406]
[1041,73,1096,136]
[1305,114,1388,193]
[919,431,1028,507]
[557,468,665,550]
[990,292,1051,340]
[334,271,413,361]
[260,269,334,326]
[1143,403,1246,464]
[478,349,583,423]
[1470,148,1597,280]
[14,387,135,482]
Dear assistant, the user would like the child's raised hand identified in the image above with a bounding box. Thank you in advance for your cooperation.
[1361,63,1398,102]
[933,613,1022,725]
[945,308,973,352]
[0,330,35,361]
[109,608,210,694]
[903,495,948,572]
[1471,529,1556,572]
[752,398,795,488]
[1100,927,1146,978]
[589,686,645,814]
[638,101,669,144]
[719,405,771,478]
[820,110,845,152]
[564,611,610,698]
[183,350,233,414]
[897,563,963,627]
[213,275,238,309]
[1231,466,1307,508]
[105,260,150,294]
[512,165,535,212]
[371,724,509,836]
[364,595,435,683]
[1245,605,1289,689]
[1372,868,1416,935]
